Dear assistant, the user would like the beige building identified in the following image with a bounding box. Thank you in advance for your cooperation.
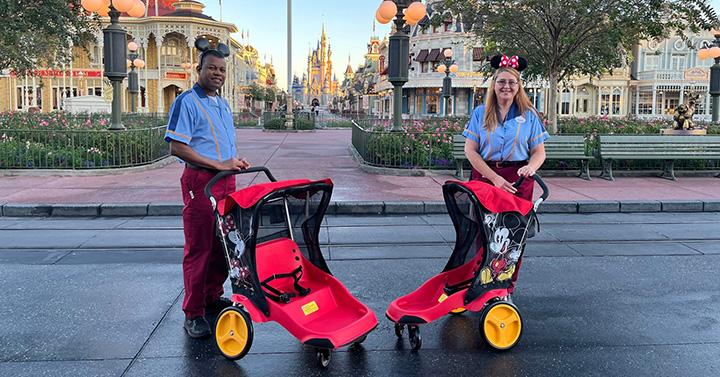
[0,0,275,114]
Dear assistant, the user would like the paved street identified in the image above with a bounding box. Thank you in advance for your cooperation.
[1,212,719,376]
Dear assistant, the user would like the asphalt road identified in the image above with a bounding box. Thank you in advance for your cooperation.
[1,212,719,377]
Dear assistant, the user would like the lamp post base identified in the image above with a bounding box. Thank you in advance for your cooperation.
[109,79,125,131]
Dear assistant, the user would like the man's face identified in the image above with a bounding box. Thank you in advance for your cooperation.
[197,54,226,94]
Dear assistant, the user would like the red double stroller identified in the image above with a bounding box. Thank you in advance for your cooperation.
[386,176,548,351]
[205,167,377,368]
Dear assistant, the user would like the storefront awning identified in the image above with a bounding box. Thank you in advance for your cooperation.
[473,47,484,61]
[415,49,429,62]
[427,49,441,62]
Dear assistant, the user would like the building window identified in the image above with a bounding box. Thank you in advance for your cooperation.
[421,62,429,73]
[612,89,621,115]
[90,45,102,67]
[427,95,439,113]
[161,36,183,67]
[560,89,570,115]
[444,22,452,32]
[415,94,423,114]
[637,91,653,114]
[670,54,686,71]
[16,86,42,109]
[644,54,660,71]
[600,89,611,115]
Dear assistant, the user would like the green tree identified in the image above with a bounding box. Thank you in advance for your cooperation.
[443,0,718,133]
[264,87,276,104]
[0,0,96,75]
[247,84,265,108]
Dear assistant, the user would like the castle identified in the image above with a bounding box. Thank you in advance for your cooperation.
[292,21,340,108]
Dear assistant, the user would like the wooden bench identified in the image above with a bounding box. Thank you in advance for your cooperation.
[542,134,593,180]
[453,135,468,179]
[453,134,592,180]
[597,134,720,181]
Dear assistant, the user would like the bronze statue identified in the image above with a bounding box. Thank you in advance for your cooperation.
[673,93,700,130]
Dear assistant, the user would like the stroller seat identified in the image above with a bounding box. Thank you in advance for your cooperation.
[256,238,315,303]
[255,237,375,345]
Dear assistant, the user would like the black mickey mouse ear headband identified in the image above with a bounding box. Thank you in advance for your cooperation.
[195,37,231,64]
[490,54,527,72]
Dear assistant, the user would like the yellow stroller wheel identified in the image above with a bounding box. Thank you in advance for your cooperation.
[480,300,522,350]
[215,306,254,360]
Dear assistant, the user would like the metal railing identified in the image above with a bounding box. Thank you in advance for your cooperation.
[0,126,169,169]
[351,122,457,170]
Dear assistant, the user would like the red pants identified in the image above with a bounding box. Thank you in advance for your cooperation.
[180,168,236,317]
[470,165,532,293]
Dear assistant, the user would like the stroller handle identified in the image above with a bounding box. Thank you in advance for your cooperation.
[513,174,549,201]
[204,166,277,200]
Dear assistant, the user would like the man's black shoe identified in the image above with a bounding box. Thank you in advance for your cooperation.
[205,297,233,316]
[184,316,211,338]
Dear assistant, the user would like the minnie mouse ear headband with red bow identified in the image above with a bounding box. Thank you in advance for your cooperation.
[195,37,231,67]
[490,55,527,72]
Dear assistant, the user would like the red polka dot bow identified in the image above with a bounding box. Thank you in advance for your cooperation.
[499,55,519,69]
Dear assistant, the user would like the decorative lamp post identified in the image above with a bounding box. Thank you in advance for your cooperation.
[81,0,146,130]
[127,42,145,113]
[697,28,720,122]
[436,48,458,115]
[376,0,426,131]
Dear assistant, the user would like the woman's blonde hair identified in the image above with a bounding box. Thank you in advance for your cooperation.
[483,67,538,132]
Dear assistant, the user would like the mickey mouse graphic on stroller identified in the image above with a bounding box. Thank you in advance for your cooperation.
[386,175,548,351]
[204,167,377,367]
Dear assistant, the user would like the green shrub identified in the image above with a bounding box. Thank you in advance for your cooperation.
[326,120,354,128]
[264,117,287,130]
[293,118,315,130]
[0,111,168,169]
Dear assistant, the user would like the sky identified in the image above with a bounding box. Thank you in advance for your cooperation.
[194,0,395,91]
[193,0,720,91]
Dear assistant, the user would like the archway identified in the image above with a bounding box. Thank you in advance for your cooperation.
[163,85,183,111]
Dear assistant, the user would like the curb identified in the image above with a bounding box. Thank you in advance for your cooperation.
[2,200,719,217]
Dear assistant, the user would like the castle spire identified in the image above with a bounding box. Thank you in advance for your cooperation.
[322,15,327,41]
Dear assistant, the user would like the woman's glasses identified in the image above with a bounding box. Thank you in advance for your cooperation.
[495,80,519,87]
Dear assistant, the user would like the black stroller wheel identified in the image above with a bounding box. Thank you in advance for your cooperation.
[316,348,331,368]
[394,323,405,338]
[408,325,422,351]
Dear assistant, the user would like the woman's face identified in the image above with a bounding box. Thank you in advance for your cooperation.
[493,71,520,103]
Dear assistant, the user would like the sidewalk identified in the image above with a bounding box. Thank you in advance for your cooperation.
[1,128,719,215]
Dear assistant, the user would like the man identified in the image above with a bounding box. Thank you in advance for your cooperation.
[164,47,250,339]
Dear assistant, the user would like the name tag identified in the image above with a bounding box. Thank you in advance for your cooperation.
[515,116,526,124]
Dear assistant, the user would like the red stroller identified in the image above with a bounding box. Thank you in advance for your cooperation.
[386,175,548,351]
[205,167,377,368]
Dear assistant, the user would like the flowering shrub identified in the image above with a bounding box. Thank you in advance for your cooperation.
[0,111,168,169]
[357,115,720,171]
[362,117,469,169]
[234,116,258,128]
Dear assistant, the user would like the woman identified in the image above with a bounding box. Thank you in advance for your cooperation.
[462,55,549,294]
[462,55,549,201]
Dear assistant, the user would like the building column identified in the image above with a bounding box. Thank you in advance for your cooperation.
[157,35,164,114]
[651,84,657,115]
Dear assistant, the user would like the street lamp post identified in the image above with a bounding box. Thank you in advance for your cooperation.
[81,0,146,130]
[436,48,458,115]
[375,0,426,131]
[127,42,145,113]
[697,28,720,122]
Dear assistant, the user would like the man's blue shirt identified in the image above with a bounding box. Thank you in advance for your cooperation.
[462,103,549,161]
[164,83,237,162]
